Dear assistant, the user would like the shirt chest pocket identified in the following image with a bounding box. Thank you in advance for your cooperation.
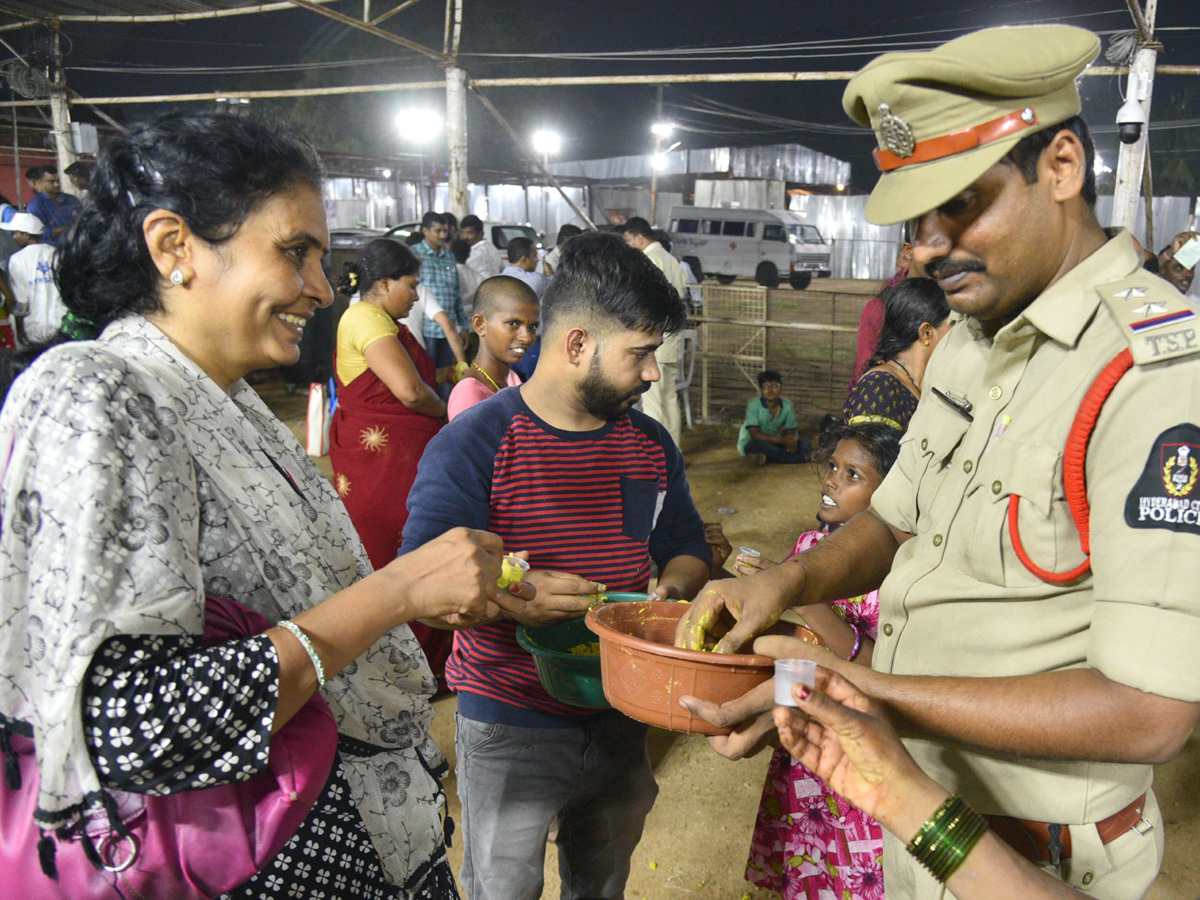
[911,404,972,529]
[964,441,1083,587]
[621,476,662,544]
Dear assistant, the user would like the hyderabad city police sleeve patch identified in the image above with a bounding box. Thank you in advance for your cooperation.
[1125,424,1200,534]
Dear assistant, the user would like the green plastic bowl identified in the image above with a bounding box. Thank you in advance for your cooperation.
[516,592,648,709]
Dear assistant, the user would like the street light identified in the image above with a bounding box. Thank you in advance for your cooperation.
[649,122,675,224]
[397,109,443,216]
[531,130,561,235]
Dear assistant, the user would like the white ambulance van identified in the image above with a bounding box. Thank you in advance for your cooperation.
[667,206,831,289]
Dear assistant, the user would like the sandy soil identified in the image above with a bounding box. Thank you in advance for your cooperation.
[264,382,1199,899]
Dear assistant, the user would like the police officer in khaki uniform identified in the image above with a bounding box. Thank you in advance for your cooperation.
[677,25,1200,900]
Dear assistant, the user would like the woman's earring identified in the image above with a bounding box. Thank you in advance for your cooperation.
[170,269,186,285]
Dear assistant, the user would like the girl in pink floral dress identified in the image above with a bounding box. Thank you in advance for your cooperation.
[737,422,901,900]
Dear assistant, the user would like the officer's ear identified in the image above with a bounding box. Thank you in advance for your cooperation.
[1040,129,1088,204]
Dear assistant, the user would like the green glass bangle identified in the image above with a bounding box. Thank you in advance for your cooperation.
[906,794,989,882]
[277,619,327,689]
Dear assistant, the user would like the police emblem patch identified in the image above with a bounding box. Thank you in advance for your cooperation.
[877,103,915,157]
[1126,424,1200,534]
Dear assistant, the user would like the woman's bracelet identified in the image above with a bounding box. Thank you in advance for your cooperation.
[906,794,989,882]
[276,620,327,689]
[846,622,863,662]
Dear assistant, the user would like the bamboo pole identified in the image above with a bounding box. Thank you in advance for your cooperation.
[0,64,1196,109]
[370,0,425,27]
[0,0,342,28]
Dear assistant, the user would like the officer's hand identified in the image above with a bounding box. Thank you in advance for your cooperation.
[680,678,777,760]
[502,569,605,628]
[674,568,804,654]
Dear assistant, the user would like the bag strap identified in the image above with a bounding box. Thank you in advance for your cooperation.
[1008,348,1134,583]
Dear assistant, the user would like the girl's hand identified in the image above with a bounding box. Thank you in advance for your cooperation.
[704,523,733,572]
[733,553,778,576]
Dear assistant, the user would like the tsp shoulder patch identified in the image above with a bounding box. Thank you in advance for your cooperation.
[1125,424,1200,534]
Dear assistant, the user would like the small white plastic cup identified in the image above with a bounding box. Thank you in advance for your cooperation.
[737,546,761,559]
[774,659,817,707]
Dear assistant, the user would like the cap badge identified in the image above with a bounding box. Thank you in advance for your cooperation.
[877,103,915,158]
[1021,107,1036,124]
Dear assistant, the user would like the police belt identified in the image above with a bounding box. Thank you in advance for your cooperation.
[984,793,1151,867]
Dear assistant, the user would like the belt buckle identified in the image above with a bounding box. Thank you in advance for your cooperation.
[1047,823,1064,867]
[1132,816,1154,836]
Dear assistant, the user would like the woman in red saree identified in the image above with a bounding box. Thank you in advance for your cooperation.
[330,238,454,685]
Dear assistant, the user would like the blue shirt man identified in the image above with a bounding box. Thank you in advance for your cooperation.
[24,167,81,247]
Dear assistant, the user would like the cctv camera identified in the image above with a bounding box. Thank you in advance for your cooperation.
[1118,122,1143,145]
[1116,72,1147,145]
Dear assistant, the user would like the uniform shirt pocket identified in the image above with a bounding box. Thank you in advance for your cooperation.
[966,442,1078,587]
[620,476,660,544]
[911,403,973,529]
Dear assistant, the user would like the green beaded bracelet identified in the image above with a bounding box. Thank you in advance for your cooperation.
[277,620,327,689]
[906,794,989,882]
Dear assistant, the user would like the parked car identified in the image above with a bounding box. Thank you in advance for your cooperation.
[383,220,542,265]
[667,206,831,289]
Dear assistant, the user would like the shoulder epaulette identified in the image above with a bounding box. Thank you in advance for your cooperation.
[1097,276,1200,365]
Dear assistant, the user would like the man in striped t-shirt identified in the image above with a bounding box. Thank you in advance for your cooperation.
[402,231,710,900]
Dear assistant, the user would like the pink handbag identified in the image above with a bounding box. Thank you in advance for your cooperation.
[0,597,339,899]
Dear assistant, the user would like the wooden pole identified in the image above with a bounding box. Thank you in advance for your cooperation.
[446,66,470,220]
[0,64,1197,109]
[469,87,597,230]
[47,26,78,196]
[1112,0,1159,232]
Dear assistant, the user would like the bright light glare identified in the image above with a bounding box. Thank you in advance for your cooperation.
[381,168,393,179]
[532,130,561,156]
[398,109,443,142]
[1093,155,1112,177]
[652,153,669,171]
[651,121,674,138]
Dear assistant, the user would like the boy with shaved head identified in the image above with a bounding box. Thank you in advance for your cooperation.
[447,275,539,420]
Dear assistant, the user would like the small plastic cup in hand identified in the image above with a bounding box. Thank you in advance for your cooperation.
[738,546,761,559]
[497,555,530,589]
[774,659,817,707]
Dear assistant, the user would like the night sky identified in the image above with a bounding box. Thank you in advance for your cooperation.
[25,0,1200,190]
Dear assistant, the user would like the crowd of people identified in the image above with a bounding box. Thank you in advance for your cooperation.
[0,19,1198,900]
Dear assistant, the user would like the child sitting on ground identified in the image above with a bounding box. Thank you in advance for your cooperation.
[447,275,540,421]
[737,370,811,465]
[735,421,901,900]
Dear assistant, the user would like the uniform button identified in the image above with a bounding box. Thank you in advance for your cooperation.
[963,460,973,473]
[992,480,1002,494]
[989,386,1003,400]
[921,438,928,451]
[933,534,943,546]
[882,623,893,636]
[1082,873,1094,887]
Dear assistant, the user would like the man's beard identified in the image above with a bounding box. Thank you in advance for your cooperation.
[578,354,650,421]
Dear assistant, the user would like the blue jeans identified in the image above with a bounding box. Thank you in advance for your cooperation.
[455,711,657,900]
[744,437,810,464]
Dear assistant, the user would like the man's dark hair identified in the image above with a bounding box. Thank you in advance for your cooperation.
[450,237,472,265]
[64,160,90,177]
[555,223,583,246]
[620,216,655,240]
[507,236,536,262]
[460,214,483,231]
[541,231,686,338]
[25,165,47,182]
[442,211,458,228]
[757,370,782,387]
[421,211,447,230]
[1143,253,1160,275]
[1003,115,1096,206]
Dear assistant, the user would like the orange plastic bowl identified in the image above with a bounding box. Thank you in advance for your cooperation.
[585,600,774,735]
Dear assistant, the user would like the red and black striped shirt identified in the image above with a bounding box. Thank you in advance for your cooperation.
[401,387,708,725]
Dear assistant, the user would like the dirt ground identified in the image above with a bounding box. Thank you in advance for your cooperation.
[264,382,1200,900]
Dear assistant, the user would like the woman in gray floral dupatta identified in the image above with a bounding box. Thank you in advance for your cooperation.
[0,112,529,899]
